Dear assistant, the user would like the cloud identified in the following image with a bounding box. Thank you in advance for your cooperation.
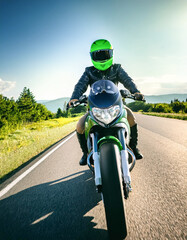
[134,75,187,95]
[0,78,16,94]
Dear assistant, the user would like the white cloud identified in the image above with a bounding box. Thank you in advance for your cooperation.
[134,75,187,95]
[0,78,16,94]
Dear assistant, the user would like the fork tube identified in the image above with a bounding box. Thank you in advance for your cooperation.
[91,132,98,153]
[118,128,126,150]
[90,133,102,187]
[118,129,131,184]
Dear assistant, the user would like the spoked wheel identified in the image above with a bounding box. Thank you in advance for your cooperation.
[99,143,127,240]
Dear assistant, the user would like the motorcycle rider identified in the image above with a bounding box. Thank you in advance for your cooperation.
[69,39,144,165]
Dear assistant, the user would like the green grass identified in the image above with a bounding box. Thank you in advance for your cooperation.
[142,112,187,120]
[0,117,80,179]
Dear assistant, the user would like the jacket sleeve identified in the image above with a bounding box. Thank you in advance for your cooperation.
[117,65,140,94]
[70,68,90,100]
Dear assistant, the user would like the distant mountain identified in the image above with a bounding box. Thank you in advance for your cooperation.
[37,97,70,113]
[144,94,187,104]
[37,94,187,113]
[37,100,51,104]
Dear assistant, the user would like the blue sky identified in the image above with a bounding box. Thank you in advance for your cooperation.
[0,0,187,100]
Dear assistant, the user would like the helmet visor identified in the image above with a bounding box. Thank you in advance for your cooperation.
[90,49,113,62]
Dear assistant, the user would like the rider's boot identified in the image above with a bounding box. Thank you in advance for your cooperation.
[129,124,143,160]
[76,131,88,166]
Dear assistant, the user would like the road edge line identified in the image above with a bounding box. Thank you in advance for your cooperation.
[0,131,76,198]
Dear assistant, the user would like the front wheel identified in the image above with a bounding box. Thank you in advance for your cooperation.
[100,143,127,239]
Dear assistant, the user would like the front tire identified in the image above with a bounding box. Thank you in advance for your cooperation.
[100,143,127,239]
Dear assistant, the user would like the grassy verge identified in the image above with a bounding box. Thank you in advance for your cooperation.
[0,117,80,180]
[142,112,187,120]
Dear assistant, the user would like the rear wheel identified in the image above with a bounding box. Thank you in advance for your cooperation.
[100,143,127,239]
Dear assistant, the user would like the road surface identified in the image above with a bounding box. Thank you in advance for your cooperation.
[0,114,186,240]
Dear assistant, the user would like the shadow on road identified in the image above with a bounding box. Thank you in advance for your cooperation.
[0,170,108,240]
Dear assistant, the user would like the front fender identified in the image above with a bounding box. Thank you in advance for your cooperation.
[98,136,123,151]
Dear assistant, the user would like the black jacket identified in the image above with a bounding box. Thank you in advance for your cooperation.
[70,64,140,100]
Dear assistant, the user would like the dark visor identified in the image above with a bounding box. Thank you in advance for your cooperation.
[90,49,113,61]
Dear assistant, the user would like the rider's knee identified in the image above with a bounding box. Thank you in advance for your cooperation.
[76,113,88,134]
[125,107,136,127]
[76,119,85,134]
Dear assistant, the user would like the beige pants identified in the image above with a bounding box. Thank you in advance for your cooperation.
[76,106,136,134]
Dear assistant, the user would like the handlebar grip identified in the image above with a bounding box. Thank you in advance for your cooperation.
[72,101,80,107]
[66,101,77,111]
[67,96,88,111]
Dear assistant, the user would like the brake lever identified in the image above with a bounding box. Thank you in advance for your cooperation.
[79,95,88,104]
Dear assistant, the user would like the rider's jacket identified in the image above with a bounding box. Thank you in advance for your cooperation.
[70,64,140,100]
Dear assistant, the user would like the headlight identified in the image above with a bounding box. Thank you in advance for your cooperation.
[92,105,120,125]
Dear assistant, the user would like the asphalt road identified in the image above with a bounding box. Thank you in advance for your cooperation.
[0,114,186,240]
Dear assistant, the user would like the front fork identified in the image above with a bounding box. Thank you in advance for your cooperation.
[118,129,132,198]
[89,133,102,193]
[89,129,132,197]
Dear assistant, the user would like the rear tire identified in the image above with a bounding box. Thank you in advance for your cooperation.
[100,143,127,239]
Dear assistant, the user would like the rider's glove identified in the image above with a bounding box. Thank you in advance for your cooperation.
[67,99,79,110]
[134,92,144,101]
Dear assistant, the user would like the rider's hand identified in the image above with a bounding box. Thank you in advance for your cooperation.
[134,92,144,101]
[66,99,78,111]
[68,99,79,107]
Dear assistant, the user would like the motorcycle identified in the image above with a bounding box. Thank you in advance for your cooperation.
[68,80,145,239]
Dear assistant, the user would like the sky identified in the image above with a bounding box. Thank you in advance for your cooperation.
[0,0,187,100]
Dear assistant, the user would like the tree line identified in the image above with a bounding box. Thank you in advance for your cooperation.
[0,87,53,133]
[126,98,187,113]
[0,87,87,134]
[1,87,186,135]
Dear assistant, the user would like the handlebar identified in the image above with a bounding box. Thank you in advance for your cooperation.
[120,90,146,102]
[66,95,88,111]
[67,90,145,111]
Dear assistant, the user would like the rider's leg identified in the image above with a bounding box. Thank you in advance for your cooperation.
[125,107,143,160]
[76,113,89,165]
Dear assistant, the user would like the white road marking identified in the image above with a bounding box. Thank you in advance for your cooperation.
[0,132,76,198]
[31,212,54,225]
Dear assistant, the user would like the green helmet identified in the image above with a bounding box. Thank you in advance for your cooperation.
[90,39,113,71]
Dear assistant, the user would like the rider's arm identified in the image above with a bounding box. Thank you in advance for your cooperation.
[70,68,90,100]
[117,65,140,94]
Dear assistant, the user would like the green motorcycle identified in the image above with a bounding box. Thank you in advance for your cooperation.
[70,80,143,239]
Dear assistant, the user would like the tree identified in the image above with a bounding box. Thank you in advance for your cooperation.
[16,87,53,122]
[171,101,183,113]
[31,103,53,121]
[56,108,63,118]
[0,95,20,127]
[16,87,36,121]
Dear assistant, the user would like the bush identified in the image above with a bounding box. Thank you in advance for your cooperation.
[171,101,186,113]
[126,99,186,114]
[151,103,173,113]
